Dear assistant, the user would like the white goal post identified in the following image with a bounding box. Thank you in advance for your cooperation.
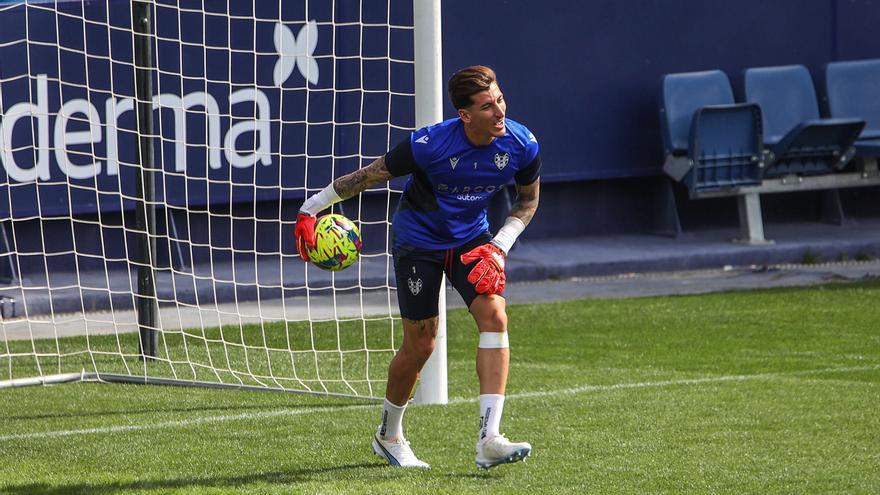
[411,0,446,405]
[0,0,447,403]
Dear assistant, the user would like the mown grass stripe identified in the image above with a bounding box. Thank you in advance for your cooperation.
[2,364,875,442]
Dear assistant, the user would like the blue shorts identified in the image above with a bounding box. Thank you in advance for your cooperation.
[392,232,497,320]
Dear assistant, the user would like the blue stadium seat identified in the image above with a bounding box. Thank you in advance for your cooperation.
[660,70,764,193]
[825,58,880,157]
[745,65,863,177]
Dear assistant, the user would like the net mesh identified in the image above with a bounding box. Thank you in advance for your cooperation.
[0,0,416,398]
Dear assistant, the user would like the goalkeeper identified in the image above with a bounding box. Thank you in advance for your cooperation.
[296,66,540,469]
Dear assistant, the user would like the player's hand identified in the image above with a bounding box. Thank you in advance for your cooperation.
[294,212,317,262]
[460,243,506,295]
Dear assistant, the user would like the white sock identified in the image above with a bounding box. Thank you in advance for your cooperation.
[379,398,407,441]
[478,394,505,442]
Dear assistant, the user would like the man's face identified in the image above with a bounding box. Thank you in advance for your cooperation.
[460,82,506,143]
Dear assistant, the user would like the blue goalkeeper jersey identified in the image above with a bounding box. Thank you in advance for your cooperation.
[384,117,541,249]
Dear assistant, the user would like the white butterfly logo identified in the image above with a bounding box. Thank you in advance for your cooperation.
[274,21,319,86]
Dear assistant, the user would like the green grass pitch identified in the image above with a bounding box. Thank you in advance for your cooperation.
[1,281,878,494]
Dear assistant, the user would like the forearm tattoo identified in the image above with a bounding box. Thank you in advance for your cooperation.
[333,156,395,200]
[510,181,540,227]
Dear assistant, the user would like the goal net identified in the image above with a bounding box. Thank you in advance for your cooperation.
[0,0,423,399]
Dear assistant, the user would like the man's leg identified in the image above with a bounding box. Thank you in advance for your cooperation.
[373,247,442,468]
[469,294,531,468]
[385,317,438,407]
[469,294,509,396]
[372,317,438,468]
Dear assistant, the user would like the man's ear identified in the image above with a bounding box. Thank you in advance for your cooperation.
[458,108,471,123]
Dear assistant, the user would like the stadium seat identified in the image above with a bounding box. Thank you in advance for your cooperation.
[660,70,764,193]
[744,65,863,177]
[825,59,880,157]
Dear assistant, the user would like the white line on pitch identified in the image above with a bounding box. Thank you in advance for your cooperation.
[508,364,879,399]
[0,364,876,442]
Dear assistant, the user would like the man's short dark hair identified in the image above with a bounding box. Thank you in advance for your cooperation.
[447,65,498,110]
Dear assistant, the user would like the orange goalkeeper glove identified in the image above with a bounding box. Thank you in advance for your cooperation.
[460,243,506,295]
[294,212,317,262]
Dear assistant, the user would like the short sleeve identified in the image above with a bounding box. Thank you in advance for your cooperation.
[384,138,418,177]
[515,153,541,185]
[515,130,540,185]
[408,126,432,165]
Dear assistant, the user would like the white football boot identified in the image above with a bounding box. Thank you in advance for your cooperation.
[372,430,430,468]
[475,434,532,469]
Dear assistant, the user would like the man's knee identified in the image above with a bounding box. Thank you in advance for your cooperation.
[483,310,508,332]
[402,317,439,363]
[474,306,508,332]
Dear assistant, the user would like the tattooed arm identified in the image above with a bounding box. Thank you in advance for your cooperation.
[332,156,395,200]
[509,178,540,228]
[484,178,540,257]
[295,155,397,258]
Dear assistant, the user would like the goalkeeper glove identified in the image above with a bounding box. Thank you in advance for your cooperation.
[296,183,344,262]
[294,212,317,262]
[460,243,506,295]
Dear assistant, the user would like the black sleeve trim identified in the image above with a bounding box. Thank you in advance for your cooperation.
[515,153,542,185]
[384,138,418,177]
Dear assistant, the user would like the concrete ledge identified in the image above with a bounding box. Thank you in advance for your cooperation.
[2,218,880,319]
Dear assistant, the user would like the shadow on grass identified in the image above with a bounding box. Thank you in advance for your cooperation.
[0,462,387,494]
[450,471,507,480]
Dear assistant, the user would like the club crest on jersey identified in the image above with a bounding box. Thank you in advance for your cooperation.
[407,277,422,296]
[449,157,459,170]
[494,152,510,171]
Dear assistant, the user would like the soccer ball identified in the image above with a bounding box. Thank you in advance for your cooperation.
[306,214,362,271]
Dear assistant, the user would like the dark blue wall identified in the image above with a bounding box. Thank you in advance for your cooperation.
[3,0,878,212]
[442,0,880,182]
[2,0,880,280]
